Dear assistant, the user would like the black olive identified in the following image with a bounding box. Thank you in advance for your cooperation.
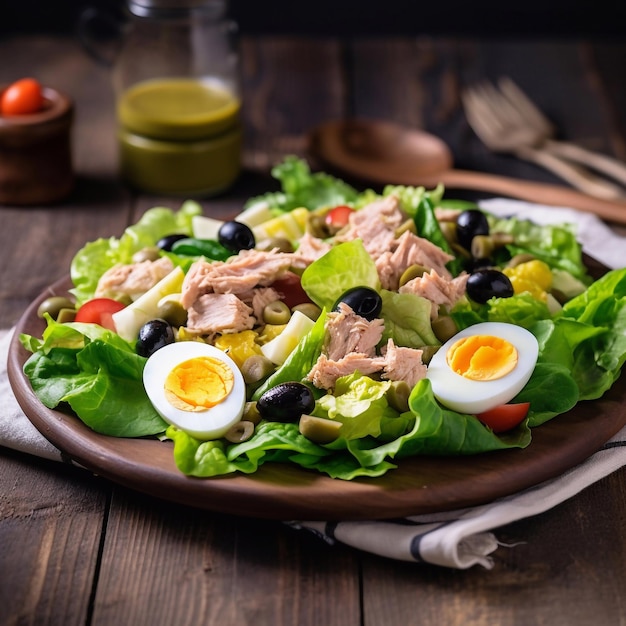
[333,286,382,321]
[456,209,490,251]
[218,221,256,253]
[157,233,188,252]
[257,382,315,423]
[466,268,514,304]
[136,319,175,357]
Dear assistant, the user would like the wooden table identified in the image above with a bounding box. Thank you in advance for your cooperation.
[1,33,625,626]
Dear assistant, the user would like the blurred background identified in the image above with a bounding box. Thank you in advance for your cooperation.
[2,0,626,37]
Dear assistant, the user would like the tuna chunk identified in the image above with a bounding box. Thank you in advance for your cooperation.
[181,250,294,309]
[399,269,469,319]
[335,194,405,259]
[324,302,384,360]
[376,230,454,290]
[95,257,174,300]
[248,287,282,322]
[186,293,255,335]
[291,232,332,270]
[379,339,427,388]
[306,301,427,390]
[306,353,386,390]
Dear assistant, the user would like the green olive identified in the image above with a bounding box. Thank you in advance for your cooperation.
[243,401,262,425]
[439,221,458,245]
[419,345,439,365]
[471,233,515,259]
[394,218,417,238]
[507,253,536,268]
[156,300,187,327]
[263,300,291,325]
[256,236,294,253]
[241,355,275,385]
[307,213,331,239]
[491,232,515,246]
[432,315,458,343]
[387,381,411,413]
[398,264,429,287]
[57,308,77,324]
[132,246,161,263]
[37,296,75,320]
[471,235,495,259]
[299,414,342,444]
[291,302,322,321]
[224,420,255,443]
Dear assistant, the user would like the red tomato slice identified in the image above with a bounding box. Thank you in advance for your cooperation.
[74,298,126,331]
[272,272,312,308]
[476,402,530,433]
[325,205,354,228]
[1,78,44,116]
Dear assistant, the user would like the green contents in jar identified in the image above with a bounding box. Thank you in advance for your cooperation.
[117,78,242,196]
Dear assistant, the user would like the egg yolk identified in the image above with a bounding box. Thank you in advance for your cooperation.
[164,356,234,412]
[446,335,518,381]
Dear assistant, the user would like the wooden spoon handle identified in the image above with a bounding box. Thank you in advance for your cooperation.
[432,169,626,224]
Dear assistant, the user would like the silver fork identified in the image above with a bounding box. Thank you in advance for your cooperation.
[462,78,626,199]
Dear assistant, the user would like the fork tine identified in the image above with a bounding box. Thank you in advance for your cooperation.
[461,86,503,142]
[463,82,514,140]
[498,77,553,134]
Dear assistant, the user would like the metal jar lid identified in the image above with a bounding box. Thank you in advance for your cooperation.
[127,0,227,18]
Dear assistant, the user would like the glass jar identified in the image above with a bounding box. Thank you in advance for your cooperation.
[111,0,242,196]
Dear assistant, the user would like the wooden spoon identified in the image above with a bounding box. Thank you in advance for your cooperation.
[308,118,626,224]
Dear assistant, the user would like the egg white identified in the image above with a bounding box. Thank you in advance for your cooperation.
[426,322,538,414]
[143,341,246,440]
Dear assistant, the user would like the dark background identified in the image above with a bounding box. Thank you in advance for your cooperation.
[2,0,626,38]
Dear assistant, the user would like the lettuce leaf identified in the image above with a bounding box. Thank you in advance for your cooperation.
[558,268,626,399]
[70,200,202,305]
[487,213,589,279]
[313,373,396,440]
[300,239,381,310]
[380,289,439,348]
[245,156,360,213]
[21,317,167,437]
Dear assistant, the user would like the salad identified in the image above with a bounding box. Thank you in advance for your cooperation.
[20,157,626,481]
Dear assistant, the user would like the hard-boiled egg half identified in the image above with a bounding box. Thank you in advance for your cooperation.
[426,322,538,414]
[143,341,246,440]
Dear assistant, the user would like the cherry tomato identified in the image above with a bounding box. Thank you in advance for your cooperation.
[74,298,126,331]
[1,78,44,116]
[476,402,530,433]
[272,272,312,308]
[325,205,354,228]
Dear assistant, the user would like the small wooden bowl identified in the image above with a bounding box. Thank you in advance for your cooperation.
[0,84,74,205]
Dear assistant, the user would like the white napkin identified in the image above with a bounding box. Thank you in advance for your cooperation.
[2,199,626,569]
[0,328,63,462]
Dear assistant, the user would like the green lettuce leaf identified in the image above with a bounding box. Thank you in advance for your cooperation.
[451,293,552,331]
[380,289,440,348]
[487,213,589,279]
[342,378,530,469]
[70,200,201,304]
[245,156,360,213]
[313,372,397,440]
[21,318,167,437]
[514,362,579,427]
[558,268,626,399]
[300,239,381,310]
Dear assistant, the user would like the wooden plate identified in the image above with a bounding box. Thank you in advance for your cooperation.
[8,275,626,521]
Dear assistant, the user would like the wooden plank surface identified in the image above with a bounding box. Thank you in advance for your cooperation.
[0,31,625,626]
